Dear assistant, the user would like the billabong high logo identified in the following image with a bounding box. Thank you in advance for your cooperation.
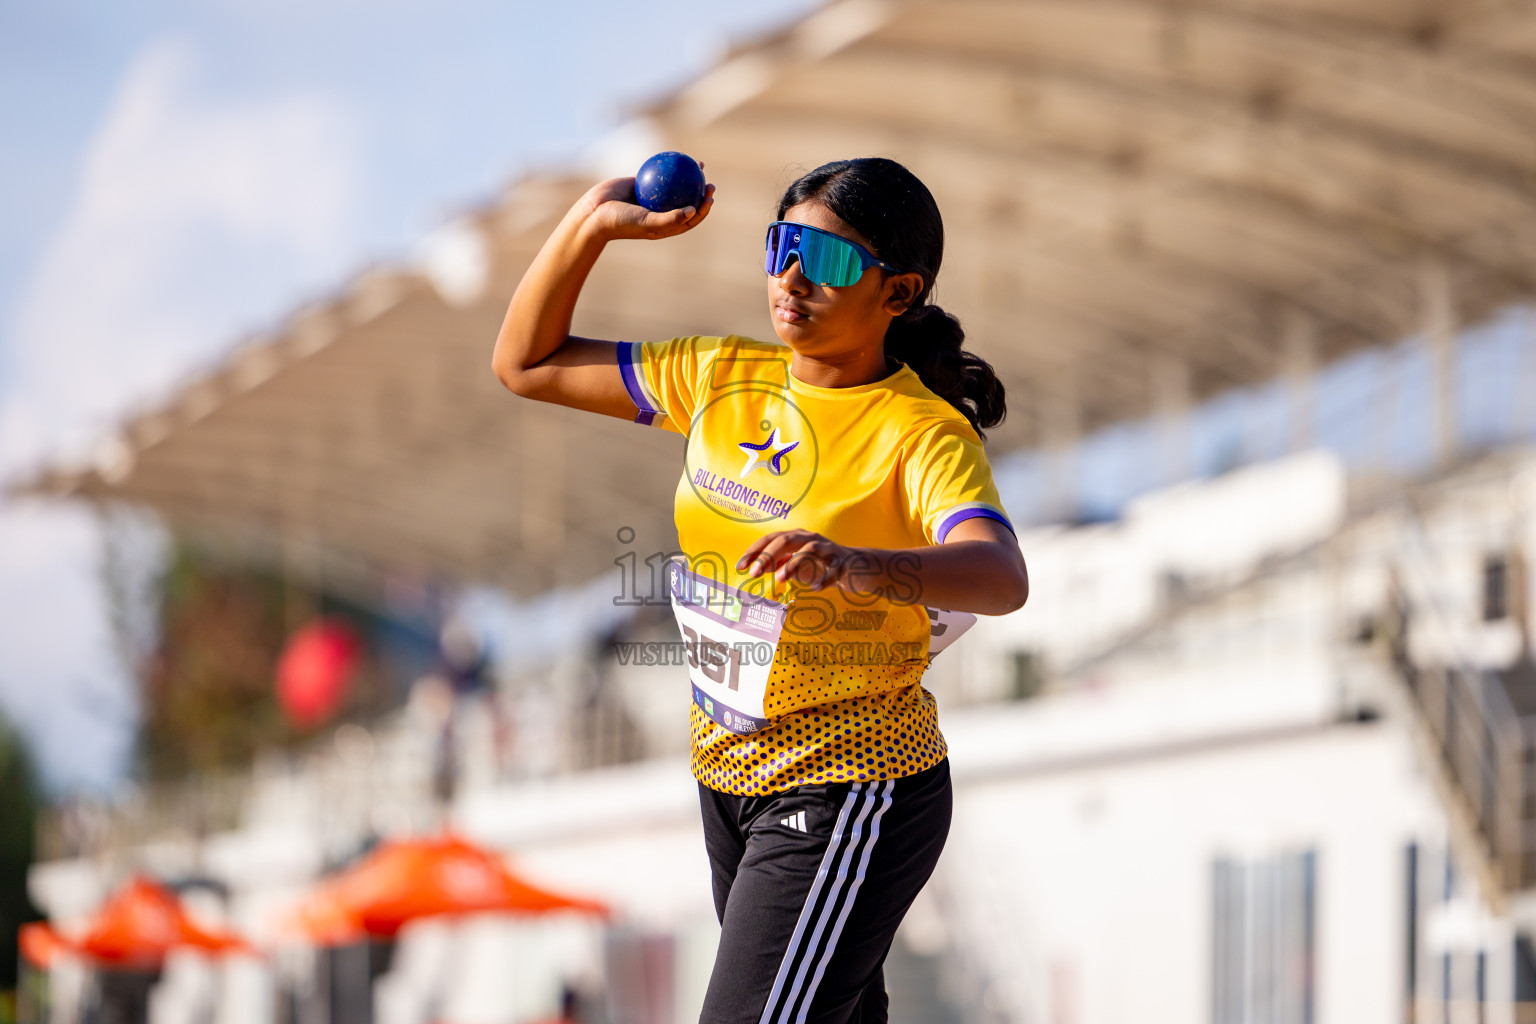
[685,382,819,525]
[738,427,799,477]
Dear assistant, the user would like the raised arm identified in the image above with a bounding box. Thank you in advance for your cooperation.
[490,175,715,417]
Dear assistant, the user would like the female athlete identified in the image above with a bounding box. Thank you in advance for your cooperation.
[492,157,1028,1024]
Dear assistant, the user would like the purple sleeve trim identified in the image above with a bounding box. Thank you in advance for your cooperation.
[616,341,659,424]
[935,507,1015,544]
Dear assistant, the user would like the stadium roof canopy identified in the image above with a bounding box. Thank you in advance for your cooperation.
[14,0,1536,598]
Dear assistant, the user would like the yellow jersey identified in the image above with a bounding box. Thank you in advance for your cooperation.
[618,335,1013,795]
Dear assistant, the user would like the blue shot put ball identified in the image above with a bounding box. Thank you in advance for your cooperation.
[633,152,707,213]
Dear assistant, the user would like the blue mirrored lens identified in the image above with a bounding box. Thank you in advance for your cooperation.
[765,223,795,277]
[764,223,867,287]
[797,229,864,287]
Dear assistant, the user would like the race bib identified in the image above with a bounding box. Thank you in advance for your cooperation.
[667,560,978,733]
[925,606,976,659]
[668,560,786,734]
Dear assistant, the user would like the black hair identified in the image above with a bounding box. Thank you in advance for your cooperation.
[776,157,1006,440]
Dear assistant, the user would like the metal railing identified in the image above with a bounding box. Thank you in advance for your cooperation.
[1388,492,1536,898]
[1394,657,1530,890]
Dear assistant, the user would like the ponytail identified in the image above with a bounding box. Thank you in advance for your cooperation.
[776,157,1007,440]
[884,303,1007,441]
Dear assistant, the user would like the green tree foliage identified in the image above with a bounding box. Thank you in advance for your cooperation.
[138,543,291,778]
[0,716,40,994]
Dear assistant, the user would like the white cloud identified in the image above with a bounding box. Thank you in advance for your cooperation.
[0,34,364,790]
[1,33,362,475]
[0,500,141,791]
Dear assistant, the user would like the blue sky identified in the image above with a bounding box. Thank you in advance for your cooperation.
[0,0,816,790]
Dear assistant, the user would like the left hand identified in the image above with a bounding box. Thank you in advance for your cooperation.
[737,529,858,591]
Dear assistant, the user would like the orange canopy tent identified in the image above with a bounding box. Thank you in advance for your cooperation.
[18,922,69,969]
[20,877,250,970]
[292,834,609,942]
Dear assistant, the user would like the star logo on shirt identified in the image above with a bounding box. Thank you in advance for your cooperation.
[738,427,799,477]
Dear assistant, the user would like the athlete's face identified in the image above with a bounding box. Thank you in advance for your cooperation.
[767,202,924,361]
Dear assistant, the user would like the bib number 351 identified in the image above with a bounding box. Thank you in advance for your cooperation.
[678,622,746,690]
[668,560,786,734]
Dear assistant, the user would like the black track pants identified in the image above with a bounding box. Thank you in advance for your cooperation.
[696,758,952,1024]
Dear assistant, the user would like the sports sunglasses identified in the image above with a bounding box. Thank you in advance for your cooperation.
[763,220,903,287]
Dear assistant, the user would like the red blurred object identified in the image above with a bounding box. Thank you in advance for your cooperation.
[276,618,362,729]
[19,922,68,968]
[292,834,609,942]
[288,882,365,946]
[49,877,250,969]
